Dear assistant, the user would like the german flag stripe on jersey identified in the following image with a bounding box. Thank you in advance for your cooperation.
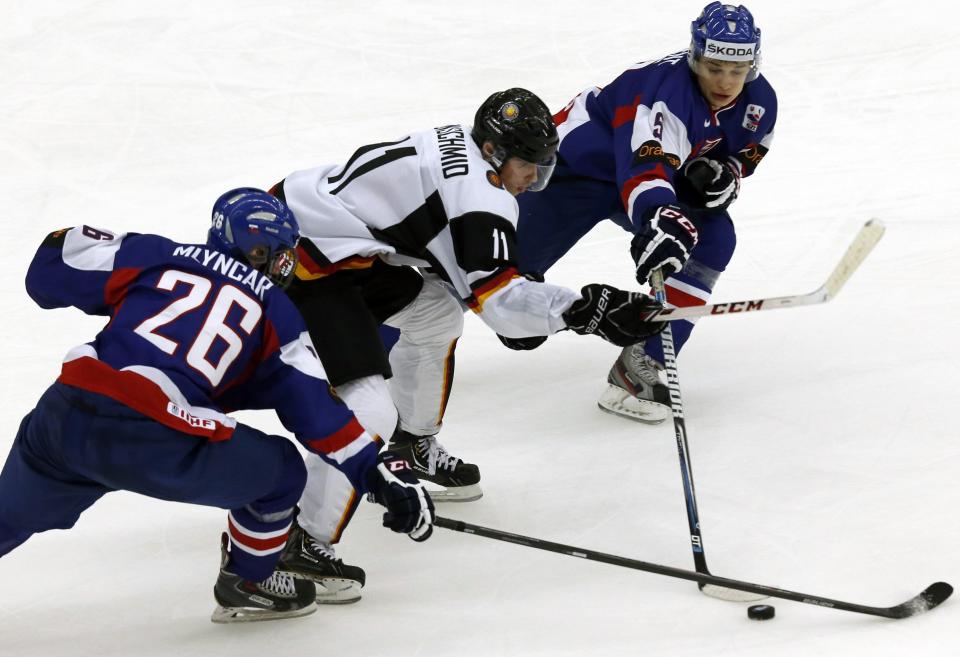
[466,267,519,312]
[296,239,376,281]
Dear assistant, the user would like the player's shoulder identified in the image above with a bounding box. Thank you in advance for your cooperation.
[615,52,694,96]
[745,73,777,108]
[606,52,698,119]
[432,126,518,222]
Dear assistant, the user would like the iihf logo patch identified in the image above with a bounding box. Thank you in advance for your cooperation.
[500,102,520,121]
[743,104,765,132]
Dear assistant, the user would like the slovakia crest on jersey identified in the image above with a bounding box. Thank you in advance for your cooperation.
[743,104,765,132]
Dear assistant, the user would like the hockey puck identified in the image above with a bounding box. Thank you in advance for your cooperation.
[747,604,775,620]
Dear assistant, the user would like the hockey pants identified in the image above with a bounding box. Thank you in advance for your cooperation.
[0,383,306,582]
[297,278,462,543]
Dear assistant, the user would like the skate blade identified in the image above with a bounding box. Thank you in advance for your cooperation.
[210,601,317,623]
[423,482,483,503]
[597,385,669,425]
[314,578,363,605]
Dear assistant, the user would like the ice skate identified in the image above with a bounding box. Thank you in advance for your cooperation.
[597,343,671,424]
[211,533,317,623]
[387,430,482,502]
[278,518,366,604]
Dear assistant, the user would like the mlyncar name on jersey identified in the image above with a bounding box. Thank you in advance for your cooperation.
[171,245,274,300]
[434,125,469,179]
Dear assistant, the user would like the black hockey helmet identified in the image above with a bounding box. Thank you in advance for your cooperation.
[472,88,559,191]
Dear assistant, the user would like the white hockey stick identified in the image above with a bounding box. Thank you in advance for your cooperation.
[641,219,885,322]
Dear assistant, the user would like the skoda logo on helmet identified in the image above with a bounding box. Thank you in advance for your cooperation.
[704,38,756,62]
[500,102,520,122]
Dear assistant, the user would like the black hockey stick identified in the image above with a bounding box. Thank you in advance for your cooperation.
[639,219,885,322]
[649,269,761,602]
[434,516,952,619]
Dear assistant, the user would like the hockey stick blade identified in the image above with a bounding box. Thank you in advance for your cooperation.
[436,516,952,619]
[643,219,886,322]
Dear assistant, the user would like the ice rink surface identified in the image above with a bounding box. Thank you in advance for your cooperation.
[1,1,958,655]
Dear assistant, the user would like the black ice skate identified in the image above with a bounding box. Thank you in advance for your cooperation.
[211,533,317,623]
[387,430,482,502]
[597,343,671,424]
[278,518,366,604]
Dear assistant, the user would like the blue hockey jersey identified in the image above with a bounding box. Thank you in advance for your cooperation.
[553,51,777,227]
[25,226,379,492]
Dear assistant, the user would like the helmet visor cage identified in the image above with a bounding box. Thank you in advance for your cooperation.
[525,154,556,192]
[246,243,299,289]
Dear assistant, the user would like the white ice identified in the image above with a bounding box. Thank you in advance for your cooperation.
[1,1,957,656]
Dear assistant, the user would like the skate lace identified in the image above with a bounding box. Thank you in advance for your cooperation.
[416,436,461,475]
[304,535,339,563]
[258,570,298,597]
[628,344,662,386]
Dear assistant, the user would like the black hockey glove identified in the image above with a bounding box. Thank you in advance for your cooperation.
[630,205,698,285]
[365,451,435,542]
[562,284,666,347]
[497,333,548,351]
[496,271,548,350]
[683,157,740,211]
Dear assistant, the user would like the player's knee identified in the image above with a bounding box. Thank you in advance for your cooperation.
[276,440,308,501]
[336,375,398,441]
[417,282,464,341]
[691,212,737,269]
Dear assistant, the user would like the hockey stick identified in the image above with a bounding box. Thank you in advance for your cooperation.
[650,269,763,602]
[640,219,885,322]
[434,516,952,619]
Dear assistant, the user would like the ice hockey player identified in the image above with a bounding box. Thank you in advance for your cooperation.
[515,2,777,424]
[269,87,667,600]
[0,189,434,623]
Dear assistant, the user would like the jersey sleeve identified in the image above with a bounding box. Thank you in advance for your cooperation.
[220,296,380,493]
[729,77,777,178]
[25,226,134,315]
[612,84,692,230]
[442,179,580,337]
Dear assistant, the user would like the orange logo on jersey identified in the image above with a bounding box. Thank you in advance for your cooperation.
[486,170,503,189]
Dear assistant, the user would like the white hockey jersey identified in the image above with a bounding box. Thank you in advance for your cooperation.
[278,124,580,338]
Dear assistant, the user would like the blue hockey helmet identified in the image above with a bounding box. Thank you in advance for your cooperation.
[207,188,300,288]
[688,2,762,82]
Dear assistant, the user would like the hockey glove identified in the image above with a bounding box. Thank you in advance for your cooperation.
[684,157,740,211]
[630,205,698,285]
[562,284,666,347]
[496,272,549,350]
[365,451,435,542]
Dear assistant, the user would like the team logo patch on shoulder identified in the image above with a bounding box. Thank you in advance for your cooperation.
[486,170,504,189]
[743,104,765,132]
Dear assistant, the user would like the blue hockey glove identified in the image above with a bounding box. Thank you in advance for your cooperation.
[365,451,435,542]
[684,157,740,211]
[562,284,666,347]
[630,205,699,285]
